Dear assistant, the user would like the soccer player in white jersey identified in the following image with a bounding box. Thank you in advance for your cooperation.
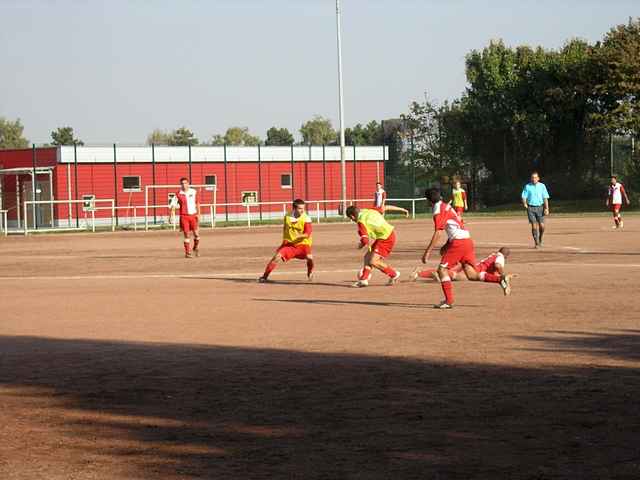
[422,189,512,309]
[606,176,630,229]
[372,182,409,217]
[170,177,201,258]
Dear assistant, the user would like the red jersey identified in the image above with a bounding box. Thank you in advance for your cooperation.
[478,252,505,274]
[172,188,199,216]
[432,201,470,241]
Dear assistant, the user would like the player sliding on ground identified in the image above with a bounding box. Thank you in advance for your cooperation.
[170,177,201,258]
[346,205,400,287]
[412,246,511,283]
[422,189,512,309]
[373,182,410,217]
[607,175,630,229]
[258,199,314,283]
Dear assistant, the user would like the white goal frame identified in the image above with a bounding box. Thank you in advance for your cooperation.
[23,199,115,235]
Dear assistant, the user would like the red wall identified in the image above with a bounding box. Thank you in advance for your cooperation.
[1,146,385,223]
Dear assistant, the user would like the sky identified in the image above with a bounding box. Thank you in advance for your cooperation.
[0,0,636,145]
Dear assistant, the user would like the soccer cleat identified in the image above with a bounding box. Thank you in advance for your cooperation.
[193,248,200,257]
[352,280,368,288]
[185,252,193,258]
[434,301,453,309]
[410,267,420,282]
[307,272,315,282]
[257,276,268,283]
[500,274,513,296]
[387,271,401,285]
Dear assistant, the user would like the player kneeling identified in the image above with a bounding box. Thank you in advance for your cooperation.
[258,199,314,283]
[412,247,511,284]
[346,206,400,287]
[422,189,512,309]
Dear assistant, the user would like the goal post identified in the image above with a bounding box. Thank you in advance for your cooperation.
[144,184,216,231]
[22,198,115,235]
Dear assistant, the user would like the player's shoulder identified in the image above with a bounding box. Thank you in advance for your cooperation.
[302,213,312,223]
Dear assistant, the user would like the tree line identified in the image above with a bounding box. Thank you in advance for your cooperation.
[2,18,637,204]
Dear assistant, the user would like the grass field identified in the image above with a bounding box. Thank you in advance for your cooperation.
[1,214,639,479]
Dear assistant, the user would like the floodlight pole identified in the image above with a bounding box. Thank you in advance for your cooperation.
[336,0,347,215]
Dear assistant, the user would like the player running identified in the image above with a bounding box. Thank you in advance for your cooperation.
[373,182,410,217]
[606,175,630,229]
[346,206,400,287]
[170,177,201,258]
[422,189,512,309]
[258,199,314,283]
[450,180,468,217]
[411,246,511,283]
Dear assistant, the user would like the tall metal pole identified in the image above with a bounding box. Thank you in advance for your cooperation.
[336,0,347,215]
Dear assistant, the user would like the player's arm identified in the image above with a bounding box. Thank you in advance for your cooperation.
[606,190,611,206]
[422,228,441,264]
[622,185,630,205]
[463,190,468,210]
[543,186,550,215]
[297,221,312,240]
[357,222,369,249]
[521,188,529,209]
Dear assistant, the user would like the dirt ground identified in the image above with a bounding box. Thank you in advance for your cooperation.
[1,215,639,479]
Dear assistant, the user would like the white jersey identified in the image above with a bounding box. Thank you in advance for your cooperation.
[608,182,625,205]
[171,187,198,215]
[432,201,470,240]
[374,189,385,208]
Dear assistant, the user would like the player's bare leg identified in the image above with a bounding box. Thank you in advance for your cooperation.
[193,229,201,257]
[370,252,400,285]
[462,263,512,296]
[531,223,540,248]
[259,253,284,283]
[182,231,193,258]
[384,205,410,218]
[538,221,545,246]
[306,254,315,281]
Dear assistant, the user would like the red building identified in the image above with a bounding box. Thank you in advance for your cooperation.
[0,145,387,230]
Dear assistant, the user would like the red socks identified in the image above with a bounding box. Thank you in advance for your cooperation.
[263,261,277,279]
[419,269,434,279]
[480,272,501,283]
[382,266,397,278]
[441,280,454,305]
[306,258,314,276]
[359,266,372,281]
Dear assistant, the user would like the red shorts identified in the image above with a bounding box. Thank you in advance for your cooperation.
[180,214,199,233]
[277,243,312,261]
[440,238,476,269]
[454,206,465,215]
[611,204,622,215]
[371,230,396,258]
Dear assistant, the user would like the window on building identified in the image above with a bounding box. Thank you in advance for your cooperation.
[205,175,217,191]
[281,174,292,189]
[82,194,95,211]
[122,176,141,192]
[241,191,258,204]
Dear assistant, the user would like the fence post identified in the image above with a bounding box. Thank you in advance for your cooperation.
[210,205,215,229]
[316,202,320,224]
[23,200,28,236]
[133,206,137,231]
[113,143,119,227]
[257,144,263,221]
[73,142,79,228]
[92,210,96,233]
[144,187,149,231]
[412,199,416,219]
[246,204,251,227]
[152,143,157,225]
[31,144,37,230]
[282,203,286,217]
[111,202,116,231]
[223,143,229,222]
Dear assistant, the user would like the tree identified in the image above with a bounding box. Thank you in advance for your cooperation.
[265,127,294,145]
[146,129,172,145]
[0,117,29,149]
[209,127,261,146]
[51,126,83,146]
[170,127,199,146]
[345,121,384,145]
[299,115,337,145]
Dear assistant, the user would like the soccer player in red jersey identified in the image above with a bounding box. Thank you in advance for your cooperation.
[258,199,314,283]
[372,182,409,217]
[170,177,201,258]
[606,176,630,229]
[422,188,512,309]
[411,247,511,283]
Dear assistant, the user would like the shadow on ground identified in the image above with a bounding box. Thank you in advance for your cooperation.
[0,335,639,479]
